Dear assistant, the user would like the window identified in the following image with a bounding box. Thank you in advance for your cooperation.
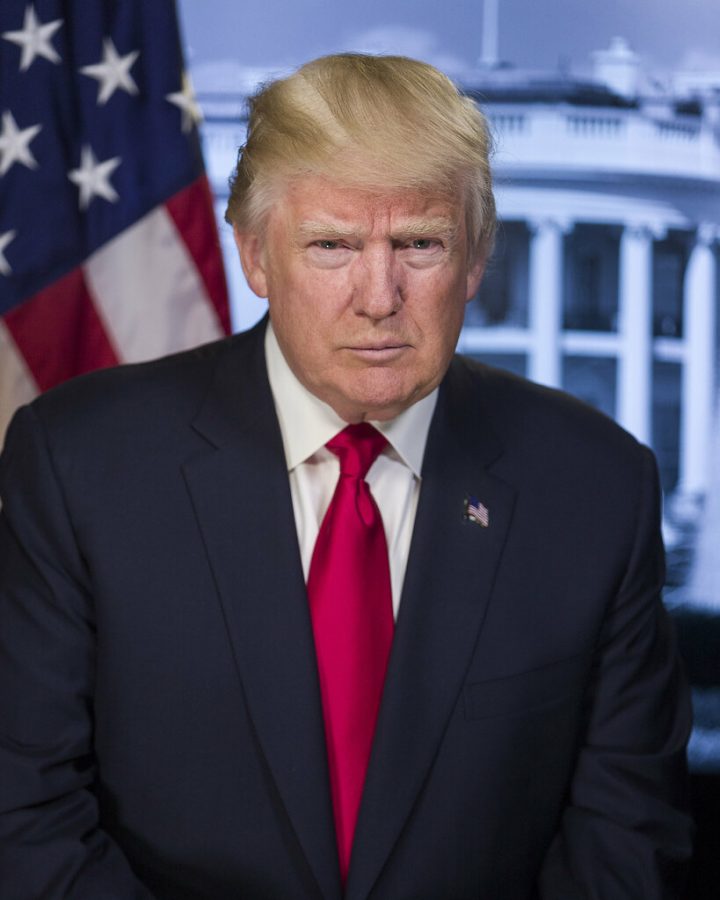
[464,222,528,328]
[563,225,619,332]
[562,356,617,419]
[653,236,687,338]
[652,361,681,493]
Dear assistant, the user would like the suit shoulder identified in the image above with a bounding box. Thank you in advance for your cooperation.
[25,327,259,441]
[451,355,646,465]
[445,358,661,558]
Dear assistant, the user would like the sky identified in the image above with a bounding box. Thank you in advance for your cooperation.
[177,0,720,83]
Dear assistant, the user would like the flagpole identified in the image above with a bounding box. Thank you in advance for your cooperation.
[481,0,500,68]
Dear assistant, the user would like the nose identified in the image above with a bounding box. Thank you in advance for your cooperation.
[352,246,402,320]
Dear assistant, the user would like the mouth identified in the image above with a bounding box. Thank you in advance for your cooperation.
[346,343,410,362]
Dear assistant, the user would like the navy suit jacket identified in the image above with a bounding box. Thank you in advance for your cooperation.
[0,318,693,899]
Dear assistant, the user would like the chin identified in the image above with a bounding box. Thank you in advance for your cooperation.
[341,388,422,422]
[325,367,432,421]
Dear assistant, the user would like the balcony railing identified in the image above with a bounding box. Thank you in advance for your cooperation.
[488,105,720,182]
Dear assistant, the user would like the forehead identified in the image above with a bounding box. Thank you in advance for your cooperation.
[273,175,466,233]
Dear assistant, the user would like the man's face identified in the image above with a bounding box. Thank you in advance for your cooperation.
[236,176,485,422]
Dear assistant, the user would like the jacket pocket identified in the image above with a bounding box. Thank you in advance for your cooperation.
[463,654,587,720]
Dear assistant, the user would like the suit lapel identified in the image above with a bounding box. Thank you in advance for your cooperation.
[346,359,517,900]
[182,322,342,900]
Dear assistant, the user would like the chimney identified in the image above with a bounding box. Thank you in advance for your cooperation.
[592,37,640,98]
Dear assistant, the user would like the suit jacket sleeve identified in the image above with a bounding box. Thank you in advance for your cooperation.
[0,404,158,900]
[537,445,693,898]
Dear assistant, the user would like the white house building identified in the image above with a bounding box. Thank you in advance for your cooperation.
[463,40,719,507]
[195,39,720,543]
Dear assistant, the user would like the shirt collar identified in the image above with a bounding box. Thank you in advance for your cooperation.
[264,322,437,478]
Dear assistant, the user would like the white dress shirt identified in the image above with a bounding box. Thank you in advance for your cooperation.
[264,324,437,618]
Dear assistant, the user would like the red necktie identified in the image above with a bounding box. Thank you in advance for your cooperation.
[307,423,394,881]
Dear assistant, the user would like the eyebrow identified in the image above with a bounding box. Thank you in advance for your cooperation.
[297,218,459,241]
[393,219,459,241]
[297,221,358,238]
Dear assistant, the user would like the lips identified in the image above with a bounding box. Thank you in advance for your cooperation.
[346,344,410,362]
[351,343,406,351]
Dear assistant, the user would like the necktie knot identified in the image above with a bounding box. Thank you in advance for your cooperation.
[327,423,387,480]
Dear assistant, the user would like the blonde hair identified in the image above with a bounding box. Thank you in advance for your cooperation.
[225,53,495,259]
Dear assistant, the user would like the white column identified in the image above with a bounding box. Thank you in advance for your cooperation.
[528,218,567,388]
[690,388,720,610]
[679,224,718,497]
[617,224,655,444]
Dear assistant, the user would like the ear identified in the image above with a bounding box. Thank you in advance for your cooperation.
[465,254,486,303]
[233,225,269,298]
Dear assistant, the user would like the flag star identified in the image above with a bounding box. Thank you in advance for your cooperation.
[0,111,42,176]
[0,230,17,276]
[2,4,62,72]
[166,73,202,134]
[68,145,121,210]
[80,38,140,105]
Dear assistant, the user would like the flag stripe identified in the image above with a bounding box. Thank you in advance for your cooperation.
[4,267,120,392]
[84,201,224,364]
[165,176,231,335]
[0,1,230,444]
[0,321,38,447]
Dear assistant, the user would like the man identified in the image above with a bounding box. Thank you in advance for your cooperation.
[0,54,693,899]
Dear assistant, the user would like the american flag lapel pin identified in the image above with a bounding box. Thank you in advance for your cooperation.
[463,495,490,527]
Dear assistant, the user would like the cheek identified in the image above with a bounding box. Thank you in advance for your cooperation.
[271,285,341,364]
[290,274,353,335]
[414,275,467,333]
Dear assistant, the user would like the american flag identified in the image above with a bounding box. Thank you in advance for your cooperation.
[0,1,230,444]
[464,496,490,528]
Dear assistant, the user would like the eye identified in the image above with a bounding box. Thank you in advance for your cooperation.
[409,238,437,250]
[316,240,341,250]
